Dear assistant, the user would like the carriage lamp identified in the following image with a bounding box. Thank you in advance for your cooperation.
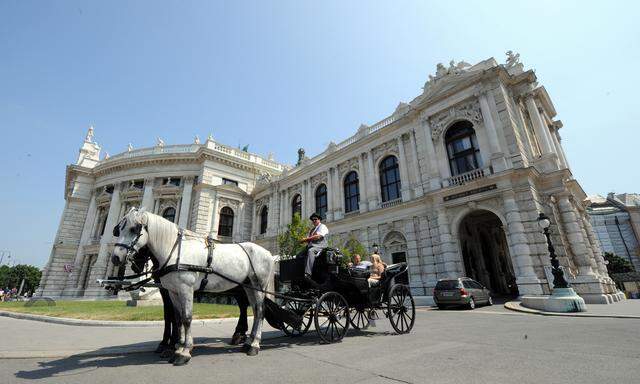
[537,212,569,289]
[372,243,379,255]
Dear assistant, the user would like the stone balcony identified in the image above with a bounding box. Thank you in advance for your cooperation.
[443,167,493,187]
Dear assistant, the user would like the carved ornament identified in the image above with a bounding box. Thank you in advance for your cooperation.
[428,99,482,142]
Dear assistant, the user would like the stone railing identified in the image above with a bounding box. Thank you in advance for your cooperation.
[380,198,402,209]
[443,167,492,187]
[102,142,284,171]
[285,111,406,176]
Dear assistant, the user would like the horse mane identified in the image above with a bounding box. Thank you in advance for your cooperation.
[140,211,179,256]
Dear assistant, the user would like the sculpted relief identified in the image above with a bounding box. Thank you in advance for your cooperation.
[428,99,482,142]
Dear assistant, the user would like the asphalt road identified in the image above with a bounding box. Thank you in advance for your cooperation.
[2,305,638,384]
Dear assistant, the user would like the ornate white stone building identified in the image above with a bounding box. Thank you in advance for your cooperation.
[37,53,622,303]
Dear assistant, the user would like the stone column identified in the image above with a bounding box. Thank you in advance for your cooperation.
[141,178,155,210]
[557,195,595,277]
[279,190,285,228]
[87,183,123,295]
[478,91,508,172]
[550,129,569,169]
[437,208,459,278]
[366,150,379,210]
[326,168,334,221]
[581,215,608,277]
[209,192,219,237]
[524,94,554,155]
[62,192,98,296]
[177,176,194,228]
[233,202,244,242]
[283,188,289,224]
[397,135,411,201]
[357,154,368,213]
[503,192,543,294]
[332,168,344,220]
[420,117,441,191]
[408,130,424,198]
[302,180,309,219]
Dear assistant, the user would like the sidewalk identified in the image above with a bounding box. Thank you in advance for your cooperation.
[505,298,640,319]
[0,315,283,359]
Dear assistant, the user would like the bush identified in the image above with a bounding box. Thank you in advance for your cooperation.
[603,252,635,274]
[338,235,368,267]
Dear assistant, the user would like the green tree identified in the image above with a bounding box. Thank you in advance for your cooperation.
[0,265,10,289]
[339,235,368,266]
[603,252,635,274]
[3,265,42,294]
[277,213,311,257]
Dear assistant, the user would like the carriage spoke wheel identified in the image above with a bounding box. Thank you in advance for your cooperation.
[281,298,313,337]
[314,292,349,343]
[348,305,369,330]
[387,284,415,334]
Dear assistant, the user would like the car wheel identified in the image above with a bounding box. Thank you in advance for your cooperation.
[486,296,493,306]
[437,304,446,310]
[468,297,475,310]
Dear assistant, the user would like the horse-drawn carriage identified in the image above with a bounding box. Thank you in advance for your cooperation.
[274,248,416,343]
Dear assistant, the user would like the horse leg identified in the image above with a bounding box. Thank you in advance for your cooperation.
[230,288,248,346]
[172,287,194,366]
[242,283,264,357]
[167,291,185,364]
[155,288,175,356]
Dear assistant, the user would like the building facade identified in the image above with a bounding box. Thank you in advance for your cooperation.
[587,193,640,271]
[37,53,622,303]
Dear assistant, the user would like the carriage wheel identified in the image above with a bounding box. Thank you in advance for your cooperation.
[387,284,415,334]
[348,305,369,330]
[314,291,349,343]
[281,298,313,337]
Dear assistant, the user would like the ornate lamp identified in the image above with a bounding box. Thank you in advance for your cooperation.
[372,243,379,255]
[537,212,569,289]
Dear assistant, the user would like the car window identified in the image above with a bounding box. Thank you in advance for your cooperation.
[435,280,459,290]
[471,281,483,289]
[462,281,474,289]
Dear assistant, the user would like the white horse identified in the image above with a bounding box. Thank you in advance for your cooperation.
[111,208,275,365]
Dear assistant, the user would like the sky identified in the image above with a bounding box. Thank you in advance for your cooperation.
[1,0,639,267]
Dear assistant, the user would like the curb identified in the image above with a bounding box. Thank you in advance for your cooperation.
[503,301,640,319]
[0,310,246,327]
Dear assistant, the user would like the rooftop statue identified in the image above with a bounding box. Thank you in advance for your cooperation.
[85,126,95,143]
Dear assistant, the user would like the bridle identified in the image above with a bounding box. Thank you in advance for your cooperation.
[112,217,147,270]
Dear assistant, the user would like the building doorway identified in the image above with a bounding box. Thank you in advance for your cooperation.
[391,252,409,284]
[459,210,518,297]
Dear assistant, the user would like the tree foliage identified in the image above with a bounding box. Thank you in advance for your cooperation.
[277,213,311,257]
[0,264,42,294]
[338,235,368,266]
[603,252,635,274]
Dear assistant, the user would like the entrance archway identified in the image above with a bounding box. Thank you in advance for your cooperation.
[458,210,518,296]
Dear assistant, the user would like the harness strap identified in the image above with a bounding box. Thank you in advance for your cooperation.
[197,235,216,292]
[152,229,184,280]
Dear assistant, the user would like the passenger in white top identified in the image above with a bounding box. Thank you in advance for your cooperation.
[300,213,329,276]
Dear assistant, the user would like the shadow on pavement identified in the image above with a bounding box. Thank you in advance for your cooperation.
[15,328,396,380]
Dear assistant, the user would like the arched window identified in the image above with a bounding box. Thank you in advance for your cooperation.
[162,207,176,223]
[343,171,359,213]
[291,194,302,220]
[260,206,268,234]
[218,207,234,237]
[379,155,401,202]
[315,184,327,220]
[445,120,481,176]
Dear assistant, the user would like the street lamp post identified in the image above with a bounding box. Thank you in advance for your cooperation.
[372,243,379,255]
[537,212,569,289]
[527,212,586,313]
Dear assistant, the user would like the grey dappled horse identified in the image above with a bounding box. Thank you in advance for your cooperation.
[112,208,275,365]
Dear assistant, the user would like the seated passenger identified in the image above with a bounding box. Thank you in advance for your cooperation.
[347,254,372,270]
[367,254,385,286]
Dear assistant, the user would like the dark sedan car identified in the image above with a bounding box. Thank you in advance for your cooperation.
[433,277,493,309]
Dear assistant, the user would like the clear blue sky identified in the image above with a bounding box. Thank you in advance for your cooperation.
[1,1,638,267]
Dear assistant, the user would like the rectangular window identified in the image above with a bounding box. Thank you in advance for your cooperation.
[223,178,239,186]
[162,177,181,187]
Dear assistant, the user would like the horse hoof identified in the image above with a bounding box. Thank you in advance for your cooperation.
[172,354,191,366]
[154,343,167,354]
[160,348,175,359]
[240,344,251,353]
[246,347,259,356]
[230,332,247,345]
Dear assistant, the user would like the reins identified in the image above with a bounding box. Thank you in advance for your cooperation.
[111,222,313,303]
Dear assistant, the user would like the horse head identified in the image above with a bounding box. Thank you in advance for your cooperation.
[112,207,150,268]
